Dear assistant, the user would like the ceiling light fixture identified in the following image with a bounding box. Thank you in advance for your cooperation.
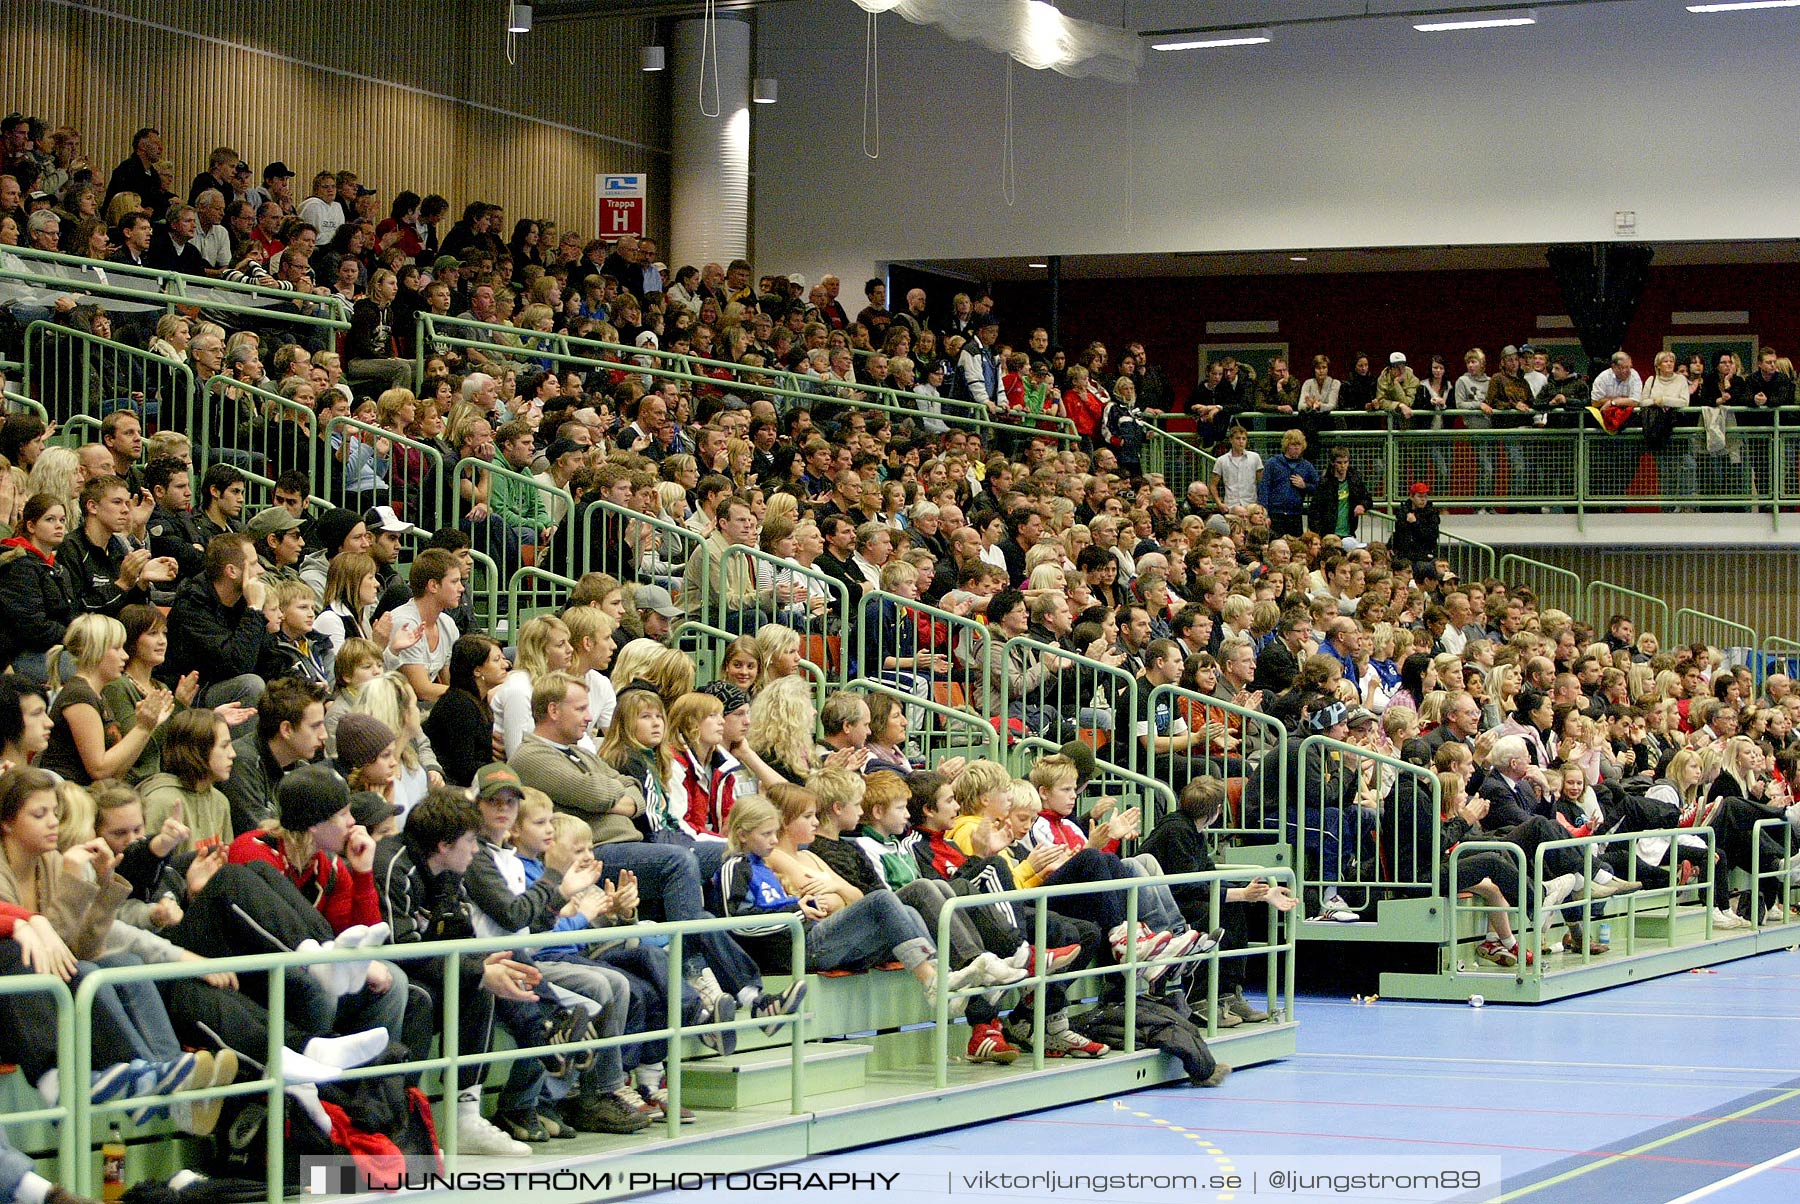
[1413,7,1535,30]
[641,45,665,72]
[1152,28,1272,49]
[1027,262,1049,268]
[1289,256,1309,262]
[752,78,779,104]
[507,1,533,34]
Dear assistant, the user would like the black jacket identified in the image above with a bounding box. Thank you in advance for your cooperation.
[1250,639,1301,695]
[56,527,149,620]
[147,506,204,582]
[218,734,305,837]
[420,689,493,788]
[0,542,81,660]
[464,836,564,935]
[1388,502,1441,567]
[1307,469,1373,538]
[160,574,274,690]
[374,833,483,989]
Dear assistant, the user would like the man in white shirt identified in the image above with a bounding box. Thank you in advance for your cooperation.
[1590,350,1642,404]
[385,547,463,708]
[191,189,231,273]
[1518,342,1548,398]
[1210,424,1263,509]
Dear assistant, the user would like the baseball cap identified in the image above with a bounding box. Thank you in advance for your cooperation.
[1409,481,1431,496]
[474,763,526,802]
[700,681,751,714]
[263,161,296,179]
[1389,352,1407,365]
[634,584,683,619]
[349,791,401,831]
[545,437,582,464]
[246,505,303,538]
[364,505,421,536]
[1345,707,1379,729]
[1501,345,1520,357]
[433,254,462,271]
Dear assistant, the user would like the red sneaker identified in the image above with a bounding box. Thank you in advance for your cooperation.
[1027,943,1083,975]
[966,1021,1020,1065]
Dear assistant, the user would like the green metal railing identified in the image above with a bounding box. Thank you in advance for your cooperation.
[723,544,851,654]
[1499,553,1584,620]
[1145,682,1288,851]
[928,866,1297,1087]
[1586,580,1670,646]
[853,589,996,728]
[1294,735,1441,915]
[62,915,807,1197]
[321,414,444,530]
[0,971,77,1171]
[22,320,191,427]
[1749,818,1796,927]
[1,240,354,324]
[506,565,577,624]
[1012,733,1179,836]
[851,676,1000,764]
[996,634,1134,763]
[450,453,577,575]
[418,316,1075,447]
[200,374,320,501]
[1675,607,1758,658]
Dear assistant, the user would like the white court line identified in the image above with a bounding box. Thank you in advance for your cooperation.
[1305,1051,1800,1076]
[1283,1066,1789,1093]
[1660,1142,1800,1203]
[1305,999,1800,1021]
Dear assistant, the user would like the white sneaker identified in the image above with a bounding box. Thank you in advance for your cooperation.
[1713,907,1751,930]
[921,972,970,1018]
[971,951,1028,987]
[456,1104,531,1156]
[1541,873,1583,913]
[1322,892,1354,913]
[1765,904,1789,926]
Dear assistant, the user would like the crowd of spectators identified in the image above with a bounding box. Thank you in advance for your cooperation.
[0,116,1795,1197]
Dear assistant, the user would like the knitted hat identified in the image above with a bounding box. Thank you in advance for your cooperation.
[316,507,364,556]
[335,713,397,773]
[1058,737,1099,787]
[277,763,351,832]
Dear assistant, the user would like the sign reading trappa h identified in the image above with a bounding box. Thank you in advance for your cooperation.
[595,174,646,239]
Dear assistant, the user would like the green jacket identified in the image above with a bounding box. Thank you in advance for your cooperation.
[489,452,547,531]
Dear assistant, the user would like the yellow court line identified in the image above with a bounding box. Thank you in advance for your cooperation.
[1490,1087,1800,1202]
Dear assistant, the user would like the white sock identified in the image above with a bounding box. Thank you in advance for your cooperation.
[635,1063,662,1091]
[35,1070,57,1107]
[302,1028,388,1071]
[737,985,759,1010]
[278,1047,345,1085]
[15,1172,52,1204]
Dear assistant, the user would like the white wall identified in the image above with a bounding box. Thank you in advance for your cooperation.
[751,0,1800,288]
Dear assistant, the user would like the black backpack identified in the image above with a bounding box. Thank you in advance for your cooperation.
[1078,996,1225,1086]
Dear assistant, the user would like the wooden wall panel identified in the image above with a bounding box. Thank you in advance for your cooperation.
[5,0,669,241]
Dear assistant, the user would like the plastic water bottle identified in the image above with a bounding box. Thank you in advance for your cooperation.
[102,1125,126,1204]
[1468,994,1485,1008]
[1598,922,1612,945]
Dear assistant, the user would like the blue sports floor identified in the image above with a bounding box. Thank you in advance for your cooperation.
[789,948,1800,1204]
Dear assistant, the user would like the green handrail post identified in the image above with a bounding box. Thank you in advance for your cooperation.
[507,565,577,624]
[1497,553,1584,620]
[1145,682,1289,855]
[997,634,1135,771]
[1013,733,1178,838]
[723,544,852,680]
[856,587,996,751]
[1296,734,1441,913]
[450,453,577,583]
[1445,841,1528,976]
[321,413,445,531]
[1585,579,1670,645]
[851,676,1001,764]
[202,374,322,500]
[1674,607,1758,662]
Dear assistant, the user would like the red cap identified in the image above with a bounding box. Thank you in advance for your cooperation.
[1409,481,1430,496]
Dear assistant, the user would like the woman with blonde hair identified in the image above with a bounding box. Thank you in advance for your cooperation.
[747,675,823,784]
[490,615,573,759]
[562,604,620,737]
[344,672,437,814]
[753,623,803,692]
[313,552,380,681]
[38,614,173,786]
[27,445,80,515]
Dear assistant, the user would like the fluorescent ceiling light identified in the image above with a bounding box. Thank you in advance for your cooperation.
[1687,0,1800,10]
[508,2,532,34]
[1289,256,1308,262]
[1027,262,1049,268]
[1152,28,1272,49]
[1413,8,1535,30]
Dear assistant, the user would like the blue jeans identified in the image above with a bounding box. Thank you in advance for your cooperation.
[592,942,703,1071]
[0,1128,34,1203]
[534,956,631,1094]
[87,953,183,1061]
[805,889,933,972]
